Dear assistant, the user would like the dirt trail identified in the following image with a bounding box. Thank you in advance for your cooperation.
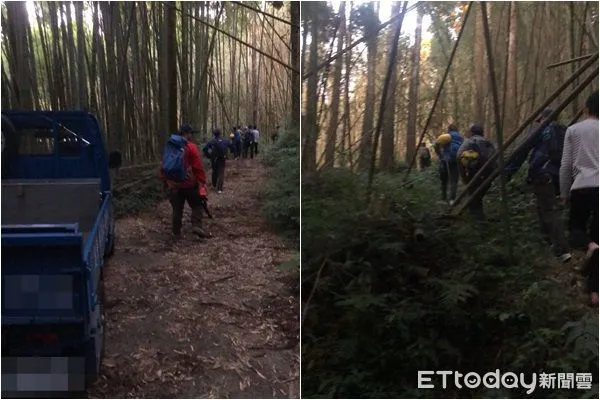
[89,159,299,399]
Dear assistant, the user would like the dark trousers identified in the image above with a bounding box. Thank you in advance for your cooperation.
[249,142,255,159]
[211,158,226,191]
[466,174,490,222]
[235,141,242,158]
[242,141,250,158]
[569,187,599,250]
[253,142,258,155]
[420,157,431,170]
[168,186,203,235]
[531,175,569,255]
[440,161,459,201]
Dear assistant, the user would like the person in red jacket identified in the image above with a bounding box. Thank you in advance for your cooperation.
[159,124,209,239]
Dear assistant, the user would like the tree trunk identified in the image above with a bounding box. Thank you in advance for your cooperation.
[303,8,319,176]
[290,1,300,128]
[359,4,378,170]
[505,1,518,133]
[381,2,402,170]
[405,8,423,165]
[324,3,345,169]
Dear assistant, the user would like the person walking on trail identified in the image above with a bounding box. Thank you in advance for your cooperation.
[252,125,260,155]
[504,108,572,263]
[233,126,242,159]
[419,144,432,170]
[244,126,255,159]
[457,123,497,222]
[203,128,233,194]
[434,124,463,206]
[559,91,599,306]
[159,123,209,239]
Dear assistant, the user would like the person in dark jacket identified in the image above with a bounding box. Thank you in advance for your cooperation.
[232,126,242,159]
[504,108,572,262]
[203,128,233,194]
[457,123,496,221]
[159,124,209,239]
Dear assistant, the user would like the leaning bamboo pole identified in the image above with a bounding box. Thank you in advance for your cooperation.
[452,64,599,216]
[403,2,473,180]
[480,1,512,256]
[450,52,599,209]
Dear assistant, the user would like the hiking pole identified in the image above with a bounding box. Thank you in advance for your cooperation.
[451,64,599,217]
[403,2,473,181]
[450,52,599,209]
[201,199,213,219]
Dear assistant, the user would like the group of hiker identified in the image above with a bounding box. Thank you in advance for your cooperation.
[159,122,276,242]
[228,125,262,159]
[422,91,598,305]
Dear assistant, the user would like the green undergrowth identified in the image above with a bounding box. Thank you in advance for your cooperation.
[260,126,300,278]
[301,166,598,399]
[260,126,300,242]
[113,177,164,218]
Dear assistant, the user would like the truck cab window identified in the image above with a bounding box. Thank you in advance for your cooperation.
[18,129,54,155]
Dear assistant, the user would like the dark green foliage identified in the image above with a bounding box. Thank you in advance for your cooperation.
[261,126,300,241]
[302,167,597,398]
[113,178,164,218]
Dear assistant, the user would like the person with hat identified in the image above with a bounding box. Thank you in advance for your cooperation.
[504,108,572,263]
[457,123,497,221]
[203,127,233,193]
[159,123,209,239]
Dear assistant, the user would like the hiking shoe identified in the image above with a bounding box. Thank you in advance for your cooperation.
[586,244,600,259]
[218,190,223,194]
[449,200,455,206]
[192,227,211,238]
[559,253,572,263]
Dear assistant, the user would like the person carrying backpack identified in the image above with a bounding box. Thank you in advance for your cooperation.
[560,92,599,306]
[244,126,255,159]
[457,123,497,221]
[203,128,233,194]
[504,108,572,262]
[159,123,209,239]
[252,125,260,155]
[434,124,463,205]
[233,126,242,159]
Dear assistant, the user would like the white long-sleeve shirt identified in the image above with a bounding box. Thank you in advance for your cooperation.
[559,118,599,198]
[253,129,259,143]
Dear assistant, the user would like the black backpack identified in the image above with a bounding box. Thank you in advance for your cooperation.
[244,130,254,143]
[211,138,227,160]
[459,137,497,174]
[543,123,567,166]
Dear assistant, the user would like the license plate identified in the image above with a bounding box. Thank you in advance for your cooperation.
[1,356,85,394]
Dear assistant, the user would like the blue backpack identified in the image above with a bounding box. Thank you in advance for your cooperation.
[161,134,188,181]
[448,131,463,160]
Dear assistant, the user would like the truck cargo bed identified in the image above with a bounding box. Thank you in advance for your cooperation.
[1,179,101,239]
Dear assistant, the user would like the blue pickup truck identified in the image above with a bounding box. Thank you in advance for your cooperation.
[1,110,121,397]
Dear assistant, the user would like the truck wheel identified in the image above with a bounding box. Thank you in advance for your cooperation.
[1,114,19,179]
